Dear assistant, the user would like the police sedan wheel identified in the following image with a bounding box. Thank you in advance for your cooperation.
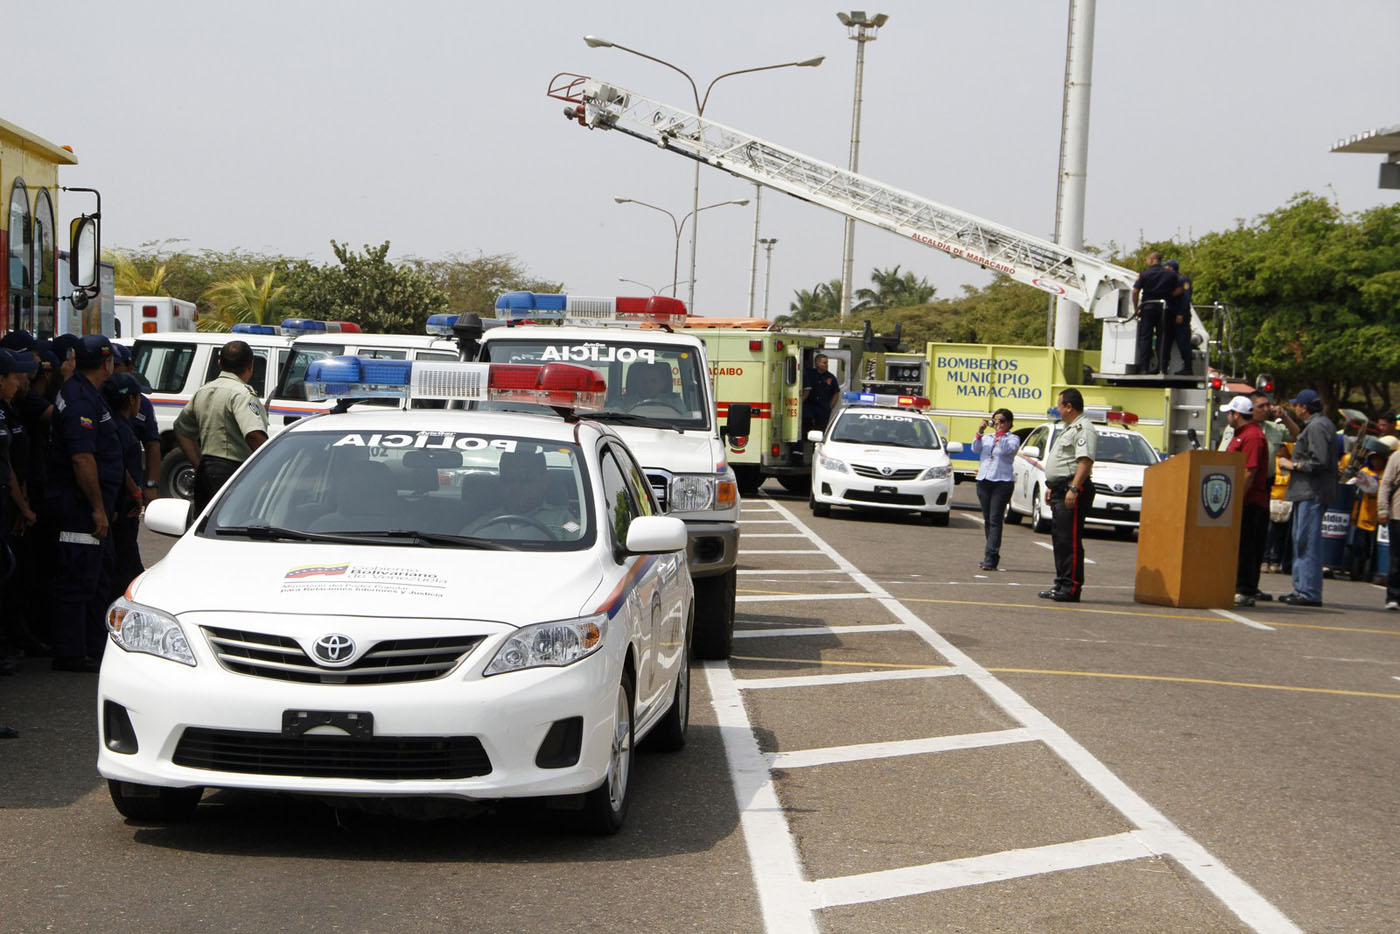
[108,780,202,822]
[581,671,634,834]
[1031,486,1051,533]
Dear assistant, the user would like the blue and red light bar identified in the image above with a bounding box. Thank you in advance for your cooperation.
[842,391,930,410]
[492,292,688,327]
[303,356,607,410]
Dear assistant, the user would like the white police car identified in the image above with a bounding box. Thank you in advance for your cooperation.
[1007,411,1163,535]
[99,358,692,833]
[807,393,963,526]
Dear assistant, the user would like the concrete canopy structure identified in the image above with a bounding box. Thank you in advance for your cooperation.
[1331,124,1400,189]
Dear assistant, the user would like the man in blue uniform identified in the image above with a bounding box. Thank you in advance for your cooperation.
[102,372,148,597]
[45,335,124,673]
[802,354,840,434]
[114,344,162,505]
[1161,259,1194,376]
[1129,252,1183,374]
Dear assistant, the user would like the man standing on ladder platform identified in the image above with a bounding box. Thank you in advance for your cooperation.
[1129,252,1183,374]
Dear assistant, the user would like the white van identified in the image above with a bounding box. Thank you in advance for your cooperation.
[114,296,198,339]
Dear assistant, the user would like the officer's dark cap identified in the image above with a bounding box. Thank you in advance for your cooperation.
[0,349,39,376]
[0,330,36,352]
[75,334,115,370]
[51,334,83,363]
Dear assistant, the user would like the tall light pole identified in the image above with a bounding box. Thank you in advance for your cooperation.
[1051,0,1095,351]
[614,196,749,298]
[585,36,822,313]
[746,184,763,316]
[836,11,889,322]
[759,238,779,318]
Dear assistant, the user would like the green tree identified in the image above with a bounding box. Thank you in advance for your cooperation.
[408,251,563,319]
[853,265,936,312]
[779,278,843,325]
[200,270,289,332]
[280,241,446,334]
[110,251,168,296]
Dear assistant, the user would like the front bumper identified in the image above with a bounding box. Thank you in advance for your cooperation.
[813,471,954,515]
[1085,492,1141,528]
[681,517,740,579]
[97,629,623,801]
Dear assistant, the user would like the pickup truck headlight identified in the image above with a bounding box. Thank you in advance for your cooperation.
[921,465,951,480]
[484,614,607,676]
[106,597,196,666]
[670,474,716,512]
[818,451,849,474]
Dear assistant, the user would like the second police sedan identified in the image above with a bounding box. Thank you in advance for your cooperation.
[807,392,963,525]
[98,358,692,834]
[1006,410,1163,536]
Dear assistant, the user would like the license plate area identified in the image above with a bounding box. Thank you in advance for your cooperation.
[875,485,897,495]
[282,710,374,739]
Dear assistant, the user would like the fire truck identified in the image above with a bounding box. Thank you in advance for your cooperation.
[545,75,1218,467]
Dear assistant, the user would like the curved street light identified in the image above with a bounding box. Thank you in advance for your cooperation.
[586,37,822,313]
[614,196,749,299]
[618,277,694,295]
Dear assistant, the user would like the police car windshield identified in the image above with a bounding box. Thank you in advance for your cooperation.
[831,409,941,449]
[479,339,709,429]
[203,431,593,550]
[1096,432,1159,466]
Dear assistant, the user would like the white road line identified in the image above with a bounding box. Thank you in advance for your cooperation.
[747,495,1300,933]
[812,832,1156,909]
[743,533,811,538]
[769,727,1037,770]
[739,549,827,555]
[705,662,817,934]
[737,593,874,604]
[1212,608,1276,631]
[1033,540,1096,564]
[741,520,796,525]
[734,623,907,640]
[738,569,844,575]
[736,666,960,691]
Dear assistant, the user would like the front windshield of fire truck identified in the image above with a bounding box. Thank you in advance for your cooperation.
[479,339,710,430]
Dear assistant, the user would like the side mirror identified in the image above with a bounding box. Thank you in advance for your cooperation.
[946,441,964,454]
[725,402,752,440]
[806,429,824,442]
[625,516,687,554]
[1022,445,1040,459]
[144,497,192,537]
[69,215,100,290]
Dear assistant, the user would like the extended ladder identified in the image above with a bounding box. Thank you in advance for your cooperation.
[548,74,1138,320]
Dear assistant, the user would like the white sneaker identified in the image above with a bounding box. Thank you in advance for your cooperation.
[1386,601,1399,611]
[1234,593,1256,607]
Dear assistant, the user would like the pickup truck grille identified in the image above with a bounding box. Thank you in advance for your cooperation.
[646,472,669,512]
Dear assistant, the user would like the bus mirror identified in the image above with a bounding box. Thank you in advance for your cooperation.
[69,215,100,289]
[726,403,753,439]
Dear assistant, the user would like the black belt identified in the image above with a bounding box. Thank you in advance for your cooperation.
[1140,299,1167,307]
[1048,479,1093,492]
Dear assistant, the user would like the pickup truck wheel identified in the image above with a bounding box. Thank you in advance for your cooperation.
[692,568,735,660]
[734,465,762,496]
[158,450,196,501]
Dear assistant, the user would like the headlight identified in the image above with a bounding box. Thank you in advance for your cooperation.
[484,614,606,676]
[106,597,196,666]
[669,474,716,512]
[818,450,849,474]
[921,465,951,480]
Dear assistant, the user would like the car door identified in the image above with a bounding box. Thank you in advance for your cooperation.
[1014,426,1047,510]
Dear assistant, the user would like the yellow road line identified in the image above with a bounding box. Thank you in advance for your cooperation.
[987,667,1400,700]
[1259,619,1400,636]
[730,654,950,671]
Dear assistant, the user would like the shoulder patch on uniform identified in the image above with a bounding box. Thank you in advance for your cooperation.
[79,415,93,429]
[1077,436,1086,446]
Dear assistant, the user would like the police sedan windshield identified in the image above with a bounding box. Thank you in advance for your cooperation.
[830,409,943,449]
[203,430,593,550]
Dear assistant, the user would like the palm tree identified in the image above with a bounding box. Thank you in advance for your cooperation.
[200,270,288,332]
[855,265,936,311]
[111,252,168,296]
[781,278,843,324]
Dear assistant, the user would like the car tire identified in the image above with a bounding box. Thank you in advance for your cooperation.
[1004,501,1023,525]
[158,449,196,501]
[734,465,762,496]
[929,511,950,527]
[776,474,811,496]
[644,611,690,753]
[692,568,736,660]
[1031,486,1051,533]
[809,489,831,518]
[108,780,202,822]
[580,669,635,835]
[1115,525,1137,540]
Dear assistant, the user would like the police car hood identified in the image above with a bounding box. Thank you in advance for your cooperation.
[1091,460,1149,486]
[610,429,720,475]
[822,439,946,465]
[133,540,605,626]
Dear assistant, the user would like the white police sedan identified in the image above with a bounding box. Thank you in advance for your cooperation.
[1006,413,1163,536]
[807,392,963,526]
[99,358,692,834]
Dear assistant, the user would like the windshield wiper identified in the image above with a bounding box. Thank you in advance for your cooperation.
[584,412,685,433]
[329,529,518,550]
[214,524,363,543]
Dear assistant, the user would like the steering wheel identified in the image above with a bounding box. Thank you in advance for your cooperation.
[468,513,558,539]
[628,398,686,416]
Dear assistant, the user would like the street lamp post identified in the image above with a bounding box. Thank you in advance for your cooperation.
[618,277,693,296]
[614,196,748,300]
[759,238,779,318]
[836,11,889,322]
[585,36,821,314]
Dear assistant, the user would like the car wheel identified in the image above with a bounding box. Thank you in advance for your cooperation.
[776,474,811,496]
[1004,500,1023,525]
[108,780,202,822]
[692,568,735,660]
[929,511,950,527]
[158,450,196,501]
[734,465,762,496]
[1115,525,1137,540]
[1031,486,1051,533]
[809,489,831,518]
[644,611,690,753]
[581,670,635,834]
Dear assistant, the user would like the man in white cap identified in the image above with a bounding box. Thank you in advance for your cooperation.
[1223,395,1269,606]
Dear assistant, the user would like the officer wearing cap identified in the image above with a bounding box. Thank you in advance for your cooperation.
[1040,388,1098,602]
[1161,259,1194,376]
[1275,388,1337,606]
[1222,395,1269,606]
[174,340,268,516]
[0,349,36,736]
[113,343,162,504]
[45,334,125,672]
[1129,252,1183,374]
[102,372,148,596]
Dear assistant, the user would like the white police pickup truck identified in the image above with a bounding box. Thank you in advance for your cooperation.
[102,357,692,833]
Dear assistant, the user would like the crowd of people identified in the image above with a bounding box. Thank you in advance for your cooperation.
[0,332,267,740]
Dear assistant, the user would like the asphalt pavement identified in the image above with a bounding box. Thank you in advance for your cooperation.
[2,482,1397,932]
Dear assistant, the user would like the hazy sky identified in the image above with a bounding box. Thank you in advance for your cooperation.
[8,0,1397,319]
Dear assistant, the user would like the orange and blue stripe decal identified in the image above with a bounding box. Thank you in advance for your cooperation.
[592,555,657,619]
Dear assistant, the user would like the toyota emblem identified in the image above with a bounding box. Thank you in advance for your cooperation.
[1111,482,1125,493]
[313,634,356,665]
[880,466,894,476]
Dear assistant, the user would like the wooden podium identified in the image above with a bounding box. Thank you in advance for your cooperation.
[1134,450,1245,608]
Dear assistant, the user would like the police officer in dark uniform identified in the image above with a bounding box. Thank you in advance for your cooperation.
[802,354,841,434]
[1129,252,1183,374]
[114,344,162,507]
[45,335,124,673]
[1040,388,1098,602]
[102,372,148,597]
[1,348,42,672]
[1161,259,1194,376]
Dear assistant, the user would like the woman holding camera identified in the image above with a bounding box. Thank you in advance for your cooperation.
[972,408,1020,570]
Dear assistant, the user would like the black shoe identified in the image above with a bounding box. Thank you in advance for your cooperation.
[1039,588,1060,600]
[0,724,18,739]
[51,656,100,673]
[1278,593,1321,607]
[1174,368,1192,376]
[979,562,997,571]
[1038,588,1079,601]
[1255,591,1273,602]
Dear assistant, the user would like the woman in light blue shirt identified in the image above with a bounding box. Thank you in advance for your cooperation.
[972,408,1020,570]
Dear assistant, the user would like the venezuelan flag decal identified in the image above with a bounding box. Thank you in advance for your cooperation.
[284,563,350,580]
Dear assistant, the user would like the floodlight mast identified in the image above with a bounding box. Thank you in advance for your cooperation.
[548,73,1138,320]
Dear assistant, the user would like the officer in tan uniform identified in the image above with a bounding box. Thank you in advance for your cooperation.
[1040,387,1098,602]
[174,341,268,516]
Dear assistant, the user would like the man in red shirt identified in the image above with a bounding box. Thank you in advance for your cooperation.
[1224,396,1270,606]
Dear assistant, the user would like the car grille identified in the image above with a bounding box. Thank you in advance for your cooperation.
[202,627,483,685]
[851,464,922,480]
[844,489,926,506]
[646,471,669,512]
[173,728,492,780]
[1097,485,1142,497]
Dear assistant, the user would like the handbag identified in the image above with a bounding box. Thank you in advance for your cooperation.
[1269,499,1293,523]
